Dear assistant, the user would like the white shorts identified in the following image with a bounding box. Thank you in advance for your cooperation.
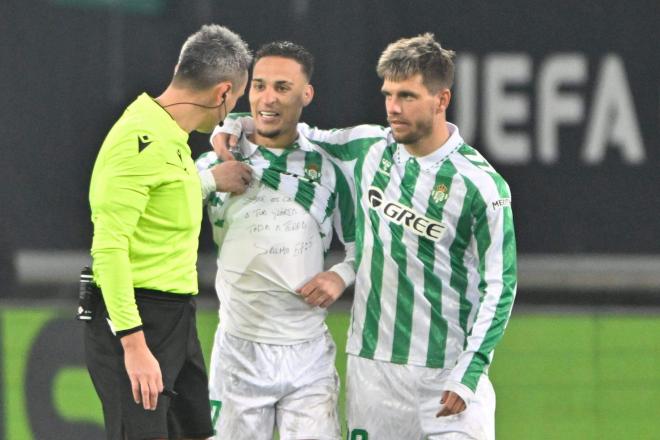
[346,355,496,440]
[208,328,341,440]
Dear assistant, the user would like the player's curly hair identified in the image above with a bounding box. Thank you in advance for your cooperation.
[174,24,252,90]
[377,33,455,93]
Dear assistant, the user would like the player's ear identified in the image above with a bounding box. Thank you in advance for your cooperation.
[437,88,451,113]
[302,84,314,107]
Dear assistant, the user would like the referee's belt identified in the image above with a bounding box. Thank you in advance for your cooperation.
[134,288,194,303]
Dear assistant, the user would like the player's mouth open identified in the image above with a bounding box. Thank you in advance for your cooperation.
[259,111,280,121]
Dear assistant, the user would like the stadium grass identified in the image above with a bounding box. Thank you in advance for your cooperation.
[197,312,660,439]
[7,310,657,439]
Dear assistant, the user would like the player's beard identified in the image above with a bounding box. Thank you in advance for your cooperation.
[391,117,433,145]
[256,128,282,139]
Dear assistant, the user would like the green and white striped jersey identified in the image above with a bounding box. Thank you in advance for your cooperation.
[299,122,517,395]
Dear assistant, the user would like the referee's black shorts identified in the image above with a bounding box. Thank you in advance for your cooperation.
[84,288,214,440]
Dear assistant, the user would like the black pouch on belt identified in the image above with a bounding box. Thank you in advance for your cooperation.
[76,266,100,321]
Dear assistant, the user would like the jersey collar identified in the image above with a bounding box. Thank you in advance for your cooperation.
[395,122,464,172]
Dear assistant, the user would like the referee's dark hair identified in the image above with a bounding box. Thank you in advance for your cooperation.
[173,24,252,91]
[255,41,314,81]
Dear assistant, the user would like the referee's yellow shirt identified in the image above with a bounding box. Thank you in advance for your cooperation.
[89,93,202,332]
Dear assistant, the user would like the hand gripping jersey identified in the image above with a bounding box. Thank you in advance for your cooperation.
[298,122,517,399]
[196,132,355,344]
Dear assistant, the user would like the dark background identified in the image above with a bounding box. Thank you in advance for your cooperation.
[0,2,658,438]
[1,0,658,260]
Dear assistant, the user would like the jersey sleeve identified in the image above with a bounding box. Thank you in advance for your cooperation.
[297,122,387,162]
[214,113,387,162]
[327,162,357,286]
[212,112,254,144]
[90,138,167,334]
[331,162,356,244]
[447,178,517,399]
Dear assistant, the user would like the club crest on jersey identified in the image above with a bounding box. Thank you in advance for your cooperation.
[378,158,392,175]
[431,183,449,204]
[304,164,321,182]
[367,186,446,242]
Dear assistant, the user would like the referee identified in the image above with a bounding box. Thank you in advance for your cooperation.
[85,24,251,440]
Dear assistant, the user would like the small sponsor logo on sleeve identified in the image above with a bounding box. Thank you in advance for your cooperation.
[491,198,512,210]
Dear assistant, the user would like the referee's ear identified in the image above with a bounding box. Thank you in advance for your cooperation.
[212,82,231,101]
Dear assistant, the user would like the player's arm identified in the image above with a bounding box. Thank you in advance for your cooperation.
[210,113,386,162]
[296,122,387,162]
[210,112,252,161]
[442,179,517,414]
[298,163,357,308]
[90,138,165,410]
[297,242,355,309]
[327,161,357,286]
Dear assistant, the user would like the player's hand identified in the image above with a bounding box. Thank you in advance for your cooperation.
[120,331,163,411]
[436,391,466,417]
[297,271,346,308]
[211,131,239,162]
[210,161,252,194]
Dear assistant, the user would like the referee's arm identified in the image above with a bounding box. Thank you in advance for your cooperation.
[90,137,165,410]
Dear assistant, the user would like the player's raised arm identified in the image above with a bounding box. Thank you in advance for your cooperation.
[296,122,387,162]
[212,113,388,163]
[210,112,252,160]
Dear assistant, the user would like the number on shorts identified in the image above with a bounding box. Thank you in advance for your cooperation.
[210,399,223,428]
[349,428,368,439]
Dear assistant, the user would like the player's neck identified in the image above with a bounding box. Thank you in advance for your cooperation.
[403,121,450,158]
[250,126,298,150]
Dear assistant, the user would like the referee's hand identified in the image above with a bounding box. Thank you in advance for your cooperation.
[120,331,164,411]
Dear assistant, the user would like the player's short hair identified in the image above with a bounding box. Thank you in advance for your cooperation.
[377,33,455,93]
[173,24,252,90]
[254,41,314,81]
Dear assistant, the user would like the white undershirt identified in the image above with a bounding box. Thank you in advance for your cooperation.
[215,183,328,344]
